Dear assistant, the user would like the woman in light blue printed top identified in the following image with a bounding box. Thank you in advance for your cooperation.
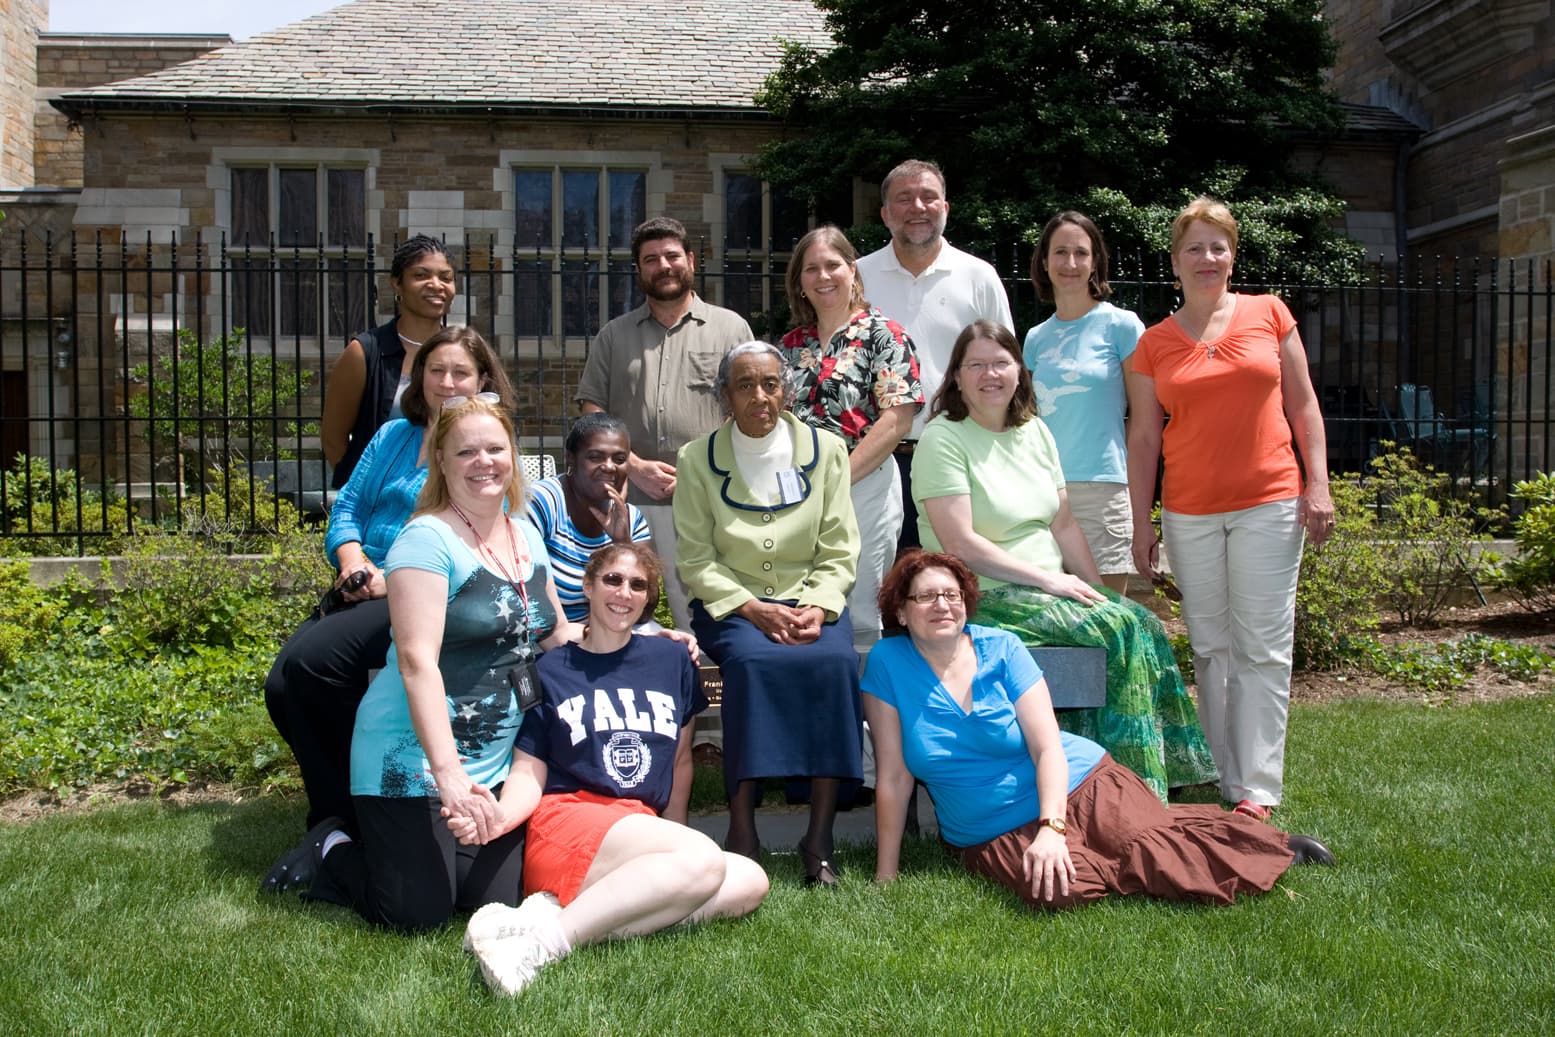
[525,412,652,623]
[305,398,579,930]
[1024,212,1145,593]
[261,327,515,885]
[862,551,1334,911]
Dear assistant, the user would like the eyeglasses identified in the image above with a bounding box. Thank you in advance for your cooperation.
[906,588,963,606]
[442,392,501,409]
[599,572,651,593]
[959,359,1016,375]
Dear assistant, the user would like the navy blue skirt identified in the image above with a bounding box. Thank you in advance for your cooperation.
[691,601,863,796]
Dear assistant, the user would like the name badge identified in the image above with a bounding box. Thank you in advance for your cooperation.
[776,468,804,505]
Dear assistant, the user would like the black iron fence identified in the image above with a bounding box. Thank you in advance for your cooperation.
[0,230,1549,554]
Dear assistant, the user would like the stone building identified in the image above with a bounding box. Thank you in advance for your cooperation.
[1314,0,1553,477]
[0,0,1549,495]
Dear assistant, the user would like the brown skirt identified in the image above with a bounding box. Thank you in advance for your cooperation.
[956,755,1294,910]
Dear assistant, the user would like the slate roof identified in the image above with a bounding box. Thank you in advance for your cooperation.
[54,0,832,115]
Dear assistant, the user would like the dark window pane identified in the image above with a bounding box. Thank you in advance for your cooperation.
[607,171,645,250]
[327,257,369,339]
[231,168,269,247]
[561,171,599,251]
[724,253,760,321]
[514,170,552,250]
[327,169,366,248]
[726,174,762,249]
[513,258,552,338]
[607,258,641,320]
[279,260,320,337]
[561,258,600,337]
[230,254,273,337]
[279,169,318,248]
[772,186,808,252]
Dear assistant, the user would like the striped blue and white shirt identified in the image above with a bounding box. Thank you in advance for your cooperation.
[524,474,652,622]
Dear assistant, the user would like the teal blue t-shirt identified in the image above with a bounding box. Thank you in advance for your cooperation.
[350,514,557,798]
[861,624,1105,847]
[1023,301,1142,485]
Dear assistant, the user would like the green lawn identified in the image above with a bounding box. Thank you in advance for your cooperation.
[4,696,1553,1036]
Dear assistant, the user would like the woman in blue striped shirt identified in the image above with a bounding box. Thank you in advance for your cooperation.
[525,413,654,623]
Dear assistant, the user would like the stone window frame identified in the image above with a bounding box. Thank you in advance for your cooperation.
[495,149,665,348]
[209,147,383,343]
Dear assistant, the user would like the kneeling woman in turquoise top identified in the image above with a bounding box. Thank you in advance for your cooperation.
[303,398,579,930]
[862,552,1334,909]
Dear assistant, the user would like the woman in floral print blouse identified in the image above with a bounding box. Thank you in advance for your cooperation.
[780,224,924,655]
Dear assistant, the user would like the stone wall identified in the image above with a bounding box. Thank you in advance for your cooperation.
[33,33,231,188]
[1322,0,1555,259]
[1,0,45,188]
[48,108,791,480]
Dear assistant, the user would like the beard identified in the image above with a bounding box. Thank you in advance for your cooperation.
[640,265,695,302]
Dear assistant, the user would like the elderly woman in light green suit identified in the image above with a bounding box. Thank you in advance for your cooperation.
[673,341,861,887]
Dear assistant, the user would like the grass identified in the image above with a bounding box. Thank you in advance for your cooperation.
[4,697,1554,1036]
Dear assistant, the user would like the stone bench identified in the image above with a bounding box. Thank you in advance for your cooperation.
[696,643,1106,711]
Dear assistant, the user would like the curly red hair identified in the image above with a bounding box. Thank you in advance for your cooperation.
[877,550,982,635]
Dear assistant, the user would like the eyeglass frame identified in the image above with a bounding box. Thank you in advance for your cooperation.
[906,588,965,606]
[958,358,1017,375]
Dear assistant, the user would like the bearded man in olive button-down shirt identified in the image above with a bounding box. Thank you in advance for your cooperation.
[576,216,753,629]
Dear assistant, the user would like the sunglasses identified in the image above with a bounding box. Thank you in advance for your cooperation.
[907,588,963,605]
[443,392,501,409]
[599,572,650,593]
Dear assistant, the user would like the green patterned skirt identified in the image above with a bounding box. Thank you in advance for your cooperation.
[975,585,1218,802]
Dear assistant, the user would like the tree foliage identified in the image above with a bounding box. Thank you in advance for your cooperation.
[757,0,1360,273]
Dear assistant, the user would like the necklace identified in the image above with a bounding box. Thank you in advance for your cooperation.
[398,332,424,348]
[447,501,534,641]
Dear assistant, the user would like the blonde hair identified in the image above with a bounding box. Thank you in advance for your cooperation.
[1171,196,1239,255]
[414,398,527,517]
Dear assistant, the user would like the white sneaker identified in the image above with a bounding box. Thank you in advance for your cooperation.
[463,891,562,953]
[475,928,558,998]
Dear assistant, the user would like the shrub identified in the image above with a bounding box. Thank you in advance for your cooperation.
[1294,477,1388,670]
[1487,472,1555,613]
[128,328,312,488]
[1363,444,1498,626]
[110,522,323,657]
[0,453,133,556]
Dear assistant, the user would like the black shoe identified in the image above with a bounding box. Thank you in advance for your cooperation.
[260,816,344,896]
[797,842,840,889]
[1289,834,1336,867]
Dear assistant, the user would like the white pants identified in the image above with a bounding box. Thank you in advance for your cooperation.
[851,456,902,790]
[1161,497,1303,807]
[847,455,903,655]
[638,500,695,633]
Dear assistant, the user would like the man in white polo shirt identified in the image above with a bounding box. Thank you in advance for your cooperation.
[856,159,1014,551]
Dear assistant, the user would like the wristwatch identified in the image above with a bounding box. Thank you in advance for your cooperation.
[1036,817,1068,835]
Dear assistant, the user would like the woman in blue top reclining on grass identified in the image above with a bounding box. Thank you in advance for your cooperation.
[862,550,1335,910]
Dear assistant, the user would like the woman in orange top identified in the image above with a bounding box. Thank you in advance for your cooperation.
[1126,197,1332,821]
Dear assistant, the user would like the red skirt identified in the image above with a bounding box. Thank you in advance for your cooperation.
[523,790,656,905]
